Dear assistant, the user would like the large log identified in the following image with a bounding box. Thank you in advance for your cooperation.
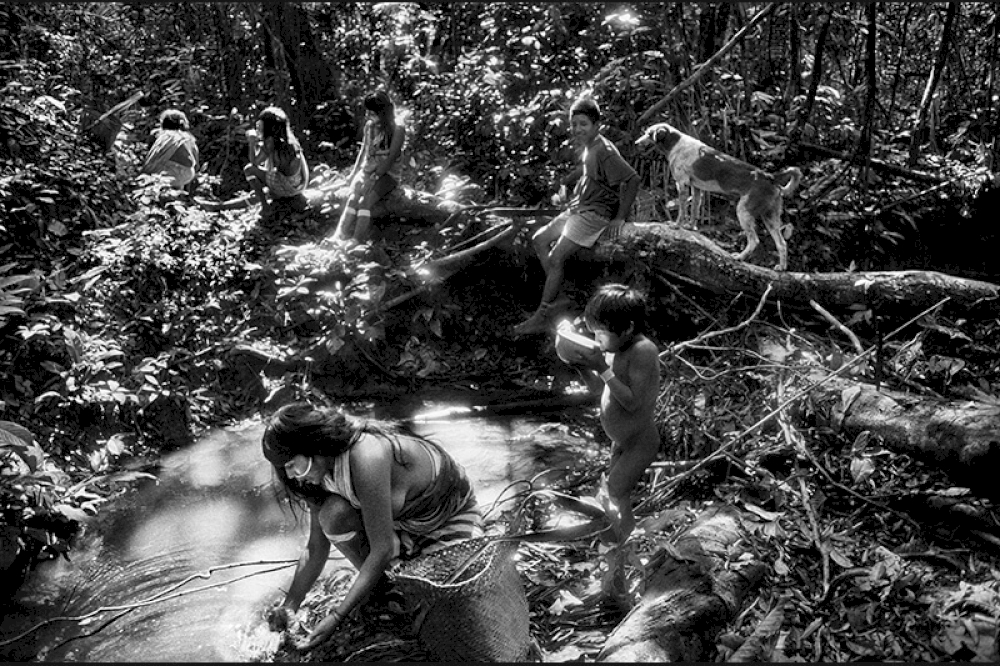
[590,223,1000,322]
[597,506,765,662]
[792,366,1000,495]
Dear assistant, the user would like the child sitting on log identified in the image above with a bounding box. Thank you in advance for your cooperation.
[513,95,640,336]
[333,90,406,243]
[243,106,310,217]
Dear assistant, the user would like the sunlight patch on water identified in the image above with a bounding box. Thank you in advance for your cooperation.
[2,402,601,662]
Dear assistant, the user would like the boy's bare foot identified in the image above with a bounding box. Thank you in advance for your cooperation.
[512,309,549,336]
[513,297,573,337]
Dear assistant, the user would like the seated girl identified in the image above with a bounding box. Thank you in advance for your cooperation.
[333,90,406,243]
[141,109,200,190]
[243,106,309,216]
[261,402,483,651]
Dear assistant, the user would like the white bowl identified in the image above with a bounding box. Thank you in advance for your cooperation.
[555,328,600,364]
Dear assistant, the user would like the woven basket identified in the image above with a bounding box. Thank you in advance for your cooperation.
[80,108,123,152]
[390,537,530,662]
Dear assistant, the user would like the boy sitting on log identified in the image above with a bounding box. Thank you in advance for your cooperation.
[513,96,640,336]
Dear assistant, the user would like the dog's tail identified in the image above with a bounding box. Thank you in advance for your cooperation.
[776,167,803,197]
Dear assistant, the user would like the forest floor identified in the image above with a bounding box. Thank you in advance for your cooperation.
[6,155,1000,661]
[221,182,1000,663]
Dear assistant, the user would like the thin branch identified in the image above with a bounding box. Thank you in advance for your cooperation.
[641,297,951,505]
[639,2,780,124]
[0,559,300,648]
[778,401,830,596]
[663,283,774,359]
[810,299,864,355]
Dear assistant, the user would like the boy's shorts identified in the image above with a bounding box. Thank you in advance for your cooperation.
[558,209,612,248]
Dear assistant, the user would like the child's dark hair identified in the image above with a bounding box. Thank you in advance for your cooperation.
[159,108,189,131]
[258,106,301,163]
[364,90,396,147]
[584,283,648,337]
[570,96,601,124]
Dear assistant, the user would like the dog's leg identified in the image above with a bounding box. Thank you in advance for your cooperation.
[674,178,690,225]
[762,207,788,271]
[732,196,760,262]
[694,188,706,226]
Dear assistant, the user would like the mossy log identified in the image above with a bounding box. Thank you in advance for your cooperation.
[304,181,462,229]
[597,506,765,662]
[588,223,1000,323]
[793,367,1000,496]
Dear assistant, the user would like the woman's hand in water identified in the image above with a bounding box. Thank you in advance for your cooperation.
[265,604,293,632]
[298,610,343,651]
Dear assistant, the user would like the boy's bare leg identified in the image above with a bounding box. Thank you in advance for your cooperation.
[606,430,659,540]
[530,215,564,274]
[514,235,579,335]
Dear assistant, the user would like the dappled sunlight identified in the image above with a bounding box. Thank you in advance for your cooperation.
[126,497,243,566]
[5,404,596,661]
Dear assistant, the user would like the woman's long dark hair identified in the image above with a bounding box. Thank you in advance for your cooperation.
[258,106,300,165]
[363,90,396,149]
[262,402,412,507]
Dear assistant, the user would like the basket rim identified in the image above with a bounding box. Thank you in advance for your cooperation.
[392,537,514,590]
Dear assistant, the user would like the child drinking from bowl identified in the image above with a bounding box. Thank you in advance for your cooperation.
[576,283,661,541]
[561,283,661,609]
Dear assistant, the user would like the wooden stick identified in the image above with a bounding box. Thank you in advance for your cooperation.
[663,283,774,358]
[810,299,864,355]
[0,558,300,647]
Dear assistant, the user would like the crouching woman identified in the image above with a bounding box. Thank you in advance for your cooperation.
[261,402,483,650]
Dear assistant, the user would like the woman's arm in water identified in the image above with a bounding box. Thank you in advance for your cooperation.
[267,508,330,631]
[299,437,398,649]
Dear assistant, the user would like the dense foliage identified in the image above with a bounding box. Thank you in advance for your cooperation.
[2,2,999,652]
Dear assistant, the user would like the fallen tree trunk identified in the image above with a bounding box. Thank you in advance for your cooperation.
[791,365,1000,496]
[597,505,765,662]
[589,223,1000,322]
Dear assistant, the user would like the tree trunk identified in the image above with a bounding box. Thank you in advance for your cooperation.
[907,1,960,167]
[591,224,1000,322]
[213,4,244,112]
[783,4,801,112]
[696,4,730,64]
[887,4,918,134]
[855,2,878,190]
[597,506,765,662]
[986,6,1000,171]
[787,7,831,157]
[791,367,1000,497]
[261,3,335,120]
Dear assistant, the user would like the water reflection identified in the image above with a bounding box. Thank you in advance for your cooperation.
[0,398,597,662]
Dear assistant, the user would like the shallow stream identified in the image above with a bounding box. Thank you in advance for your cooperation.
[0,395,599,662]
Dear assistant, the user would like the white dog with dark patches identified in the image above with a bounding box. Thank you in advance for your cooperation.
[635,122,803,271]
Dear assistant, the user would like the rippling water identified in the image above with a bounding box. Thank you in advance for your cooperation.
[0,397,597,662]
